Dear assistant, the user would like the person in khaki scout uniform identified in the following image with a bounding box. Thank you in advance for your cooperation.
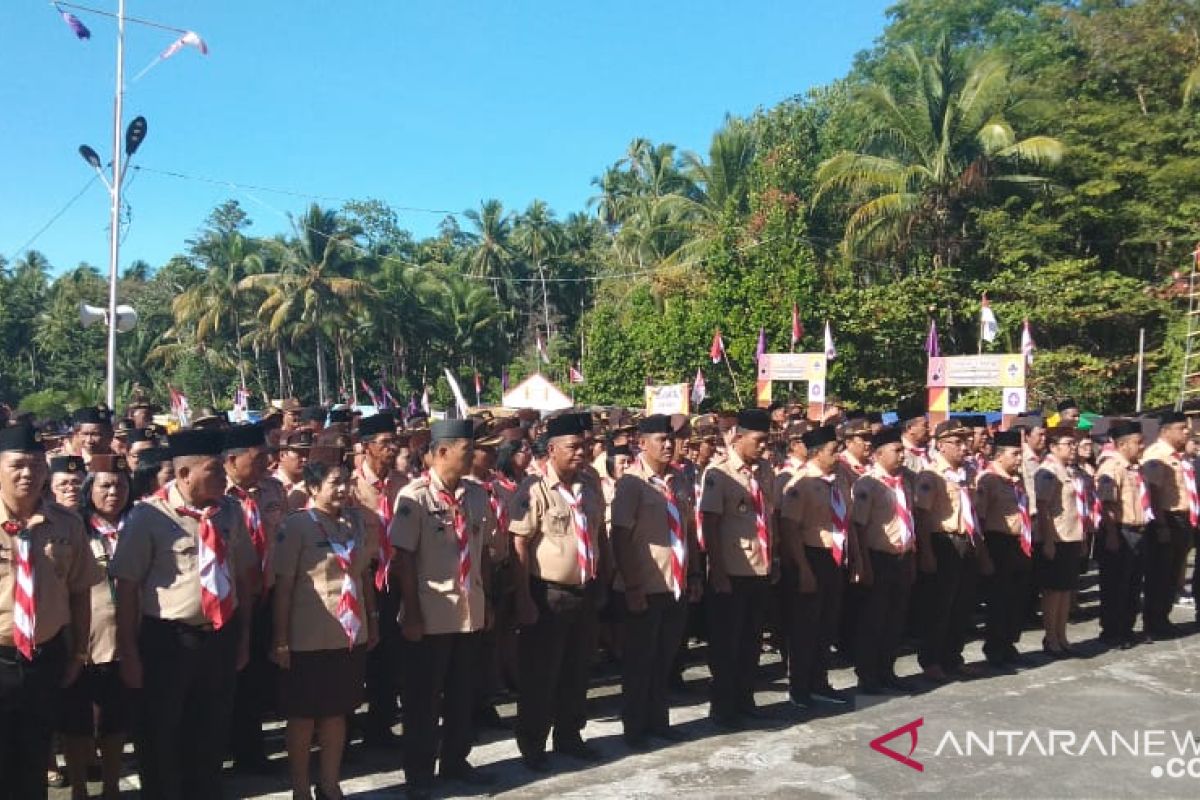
[61,455,133,800]
[834,417,872,663]
[71,406,115,467]
[852,427,918,694]
[779,424,855,708]
[1034,427,1086,657]
[48,455,86,510]
[898,397,931,474]
[509,413,606,769]
[350,411,405,747]
[610,414,701,749]
[392,420,495,799]
[700,408,775,730]
[0,424,101,800]
[110,428,256,800]
[1140,411,1195,639]
[275,427,314,512]
[975,430,1033,667]
[915,419,993,681]
[222,423,286,773]
[1095,419,1150,648]
[272,456,379,800]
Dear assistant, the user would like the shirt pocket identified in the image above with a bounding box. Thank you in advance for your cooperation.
[170,537,197,575]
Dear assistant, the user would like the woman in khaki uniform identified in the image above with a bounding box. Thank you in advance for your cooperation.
[61,455,132,800]
[272,458,379,800]
[1034,427,1086,657]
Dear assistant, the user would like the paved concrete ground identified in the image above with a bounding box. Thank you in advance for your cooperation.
[56,572,1200,799]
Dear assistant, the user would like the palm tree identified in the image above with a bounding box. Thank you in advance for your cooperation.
[813,39,1064,273]
[463,200,517,305]
[240,204,369,405]
[513,200,561,343]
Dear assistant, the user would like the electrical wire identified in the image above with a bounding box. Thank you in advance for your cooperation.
[6,174,100,262]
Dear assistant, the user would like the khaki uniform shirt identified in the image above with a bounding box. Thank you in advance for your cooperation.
[351,461,404,547]
[1022,448,1042,514]
[1096,451,1149,527]
[1034,456,1084,543]
[698,450,775,577]
[609,458,697,595]
[975,468,1026,537]
[837,452,870,485]
[773,456,806,503]
[273,468,309,513]
[1142,441,1191,515]
[226,477,286,588]
[780,464,853,551]
[466,474,516,562]
[273,506,376,651]
[915,455,975,536]
[390,469,493,635]
[109,484,255,627]
[0,502,102,646]
[851,466,917,554]
[902,438,931,475]
[84,529,119,663]
[508,464,606,587]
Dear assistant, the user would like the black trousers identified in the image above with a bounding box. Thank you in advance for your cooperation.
[137,617,240,800]
[0,633,66,800]
[621,592,687,738]
[918,533,978,671]
[983,532,1031,662]
[1144,515,1193,633]
[230,593,273,762]
[516,578,597,756]
[706,574,770,721]
[401,631,480,787]
[1098,527,1145,640]
[855,551,912,687]
[782,547,843,695]
[365,585,401,735]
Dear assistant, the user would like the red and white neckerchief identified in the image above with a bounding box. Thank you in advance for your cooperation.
[229,485,268,575]
[820,473,849,566]
[974,453,989,473]
[694,472,706,552]
[435,486,472,591]
[153,480,173,502]
[839,453,867,477]
[1006,472,1033,558]
[1131,464,1154,524]
[89,514,123,555]
[310,510,361,649]
[943,466,979,543]
[358,464,394,591]
[4,520,36,660]
[555,482,595,583]
[175,503,235,629]
[1175,453,1200,527]
[904,442,930,469]
[274,470,300,499]
[739,464,770,563]
[1070,473,1093,534]
[644,461,686,599]
[483,474,511,538]
[878,471,915,551]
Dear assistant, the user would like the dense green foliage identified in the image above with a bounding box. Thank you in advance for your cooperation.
[4,0,1198,416]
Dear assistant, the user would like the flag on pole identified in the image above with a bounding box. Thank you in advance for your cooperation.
[569,365,585,384]
[791,303,803,350]
[535,335,550,365]
[231,386,250,423]
[473,372,482,405]
[420,386,431,415]
[444,369,471,419]
[168,385,191,427]
[133,30,210,83]
[501,370,510,392]
[925,319,940,358]
[691,368,707,407]
[823,321,837,360]
[980,294,1000,343]
[710,329,725,364]
[755,327,766,363]
[380,381,399,409]
[1021,319,1036,365]
[55,5,90,40]
[360,379,380,410]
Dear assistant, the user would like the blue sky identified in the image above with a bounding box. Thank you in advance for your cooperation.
[1,1,894,273]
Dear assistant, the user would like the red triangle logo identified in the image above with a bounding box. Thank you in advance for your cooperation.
[869,717,924,772]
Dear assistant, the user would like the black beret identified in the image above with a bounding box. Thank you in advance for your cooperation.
[358,412,396,440]
[115,418,135,435]
[168,429,225,458]
[1158,411,1187,426]
[73,406,113,427]
[1057,398,1079,412]
[48,455,85,473]
[545,414,587,439]
[870,427,903,449]
[126,427,159,445]
[637,414,673,435]
[431,419,475,443]
[992,430,1022,449]
[607,443,632,458]
[135,447,171,469]
[223,424,266,451]
[736,408,771,433]
[1109,420,1143,441]
[0,424,45,454]
[801,424,838,449]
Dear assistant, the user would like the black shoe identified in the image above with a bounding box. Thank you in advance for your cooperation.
[440,761,495,786]
[710,714,744,731]
[788,691,814,710]
[740,704,770,719]
[650,727,689,743]
[554,738,601,761]
[858,682,886,695]
[475,704,511,730]
[522,751,551,772]
[880,674,917,693]
[624,732,651,750]
[364,728,402,749]
[811,686,851,705]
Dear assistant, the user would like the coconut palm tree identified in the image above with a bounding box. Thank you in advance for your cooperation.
[463,199,518,306]
[813,38,1064,273]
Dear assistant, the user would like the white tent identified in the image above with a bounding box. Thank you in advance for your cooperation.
[502,373,572,412]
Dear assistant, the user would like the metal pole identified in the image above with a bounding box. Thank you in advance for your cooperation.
[1136,327,1145,413]
[105,0,127,410]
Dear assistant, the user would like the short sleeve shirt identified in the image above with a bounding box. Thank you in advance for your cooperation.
[1141,441,1190,514]
[508,464,605,586]
[609,459,696,594]
[851,467,917,554]
[698,450,775,577]
[975,469,1025,537]
[0,502,102,646]
[1034,457,1084,542]
[273,469,310,514]
[780,465,853,550]
[389,470,493,635]
[1096,452,1149,526]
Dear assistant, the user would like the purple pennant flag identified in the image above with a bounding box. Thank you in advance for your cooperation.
[755,327,766,362]
[58,7,91,40]
[925,318,940,358]
[501,369,510,392]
